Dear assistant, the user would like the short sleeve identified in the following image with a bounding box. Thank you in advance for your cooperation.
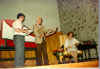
[13,21,20,29]
[73,38,79,44]
[12,21,17,29]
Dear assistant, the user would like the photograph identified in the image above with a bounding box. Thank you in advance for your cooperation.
[0,0,99,69]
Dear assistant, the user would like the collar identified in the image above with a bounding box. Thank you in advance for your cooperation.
[16,19,22,23]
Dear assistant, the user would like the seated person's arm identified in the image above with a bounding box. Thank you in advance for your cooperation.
[64,39,69,50]
[74,39,80,46]
[75,43,79,46]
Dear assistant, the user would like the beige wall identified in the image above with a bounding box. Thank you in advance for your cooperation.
[0,0,61,30]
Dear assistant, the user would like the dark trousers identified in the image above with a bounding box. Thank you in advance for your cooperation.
[14,35,25,67]
[36,40,49,65]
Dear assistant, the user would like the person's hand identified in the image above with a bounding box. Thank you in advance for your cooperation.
[15,28,22,33]
[51,27,58,33]
[40,33,44,38]
[23,29,29,34]
[48,27,58,33]
[58,49,63,52]
[75,43,79,46]
[55,27,58,32]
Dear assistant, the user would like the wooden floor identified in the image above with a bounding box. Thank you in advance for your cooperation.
[0,60,98,68]
[44,60,99,68]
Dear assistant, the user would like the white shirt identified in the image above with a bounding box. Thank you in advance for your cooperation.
[64,38,79,52]
[13,19,26,36]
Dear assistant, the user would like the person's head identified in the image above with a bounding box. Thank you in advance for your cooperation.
[17,13,25,22]
[36,16,43,25]
[67,32,74,39]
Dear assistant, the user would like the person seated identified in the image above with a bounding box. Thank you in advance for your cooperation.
[64,32,79,63]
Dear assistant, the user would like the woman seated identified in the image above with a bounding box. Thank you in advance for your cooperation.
[64,32,79,63]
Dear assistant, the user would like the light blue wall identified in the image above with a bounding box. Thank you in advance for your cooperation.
[0,0,60,30]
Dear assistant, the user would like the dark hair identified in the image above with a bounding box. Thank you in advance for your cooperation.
[67,32,74,37]
[17,13,25,19]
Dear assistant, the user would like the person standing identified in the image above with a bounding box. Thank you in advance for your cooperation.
[13,13,29,67]
[33,16,49,65]
[34,16,58,65]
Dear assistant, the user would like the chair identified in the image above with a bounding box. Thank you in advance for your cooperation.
[58,34,82,63]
